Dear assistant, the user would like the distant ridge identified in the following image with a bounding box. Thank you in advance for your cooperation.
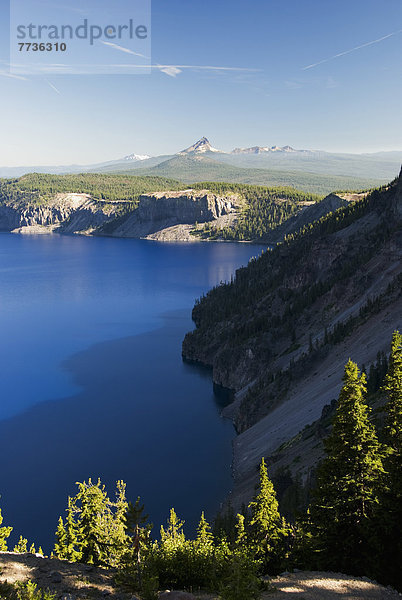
[123,153,151,161]
[232,145,310,154]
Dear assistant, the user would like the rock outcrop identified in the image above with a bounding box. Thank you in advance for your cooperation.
[0,189,240,240]
[108,190,239,238]
[0,193,116,235]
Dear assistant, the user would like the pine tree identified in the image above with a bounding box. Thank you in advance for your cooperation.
[121,496,151,587]
[308,360,383,574]
[160,508,185,550]
[13,535,28,553]
[0,507,12,551]
[234,514,247,548]
[54,517,67,558]
[195,512,213,551]
[64,497,81,562]
[76,479,110,565]
[105,480,128,566]
[383,331,402,451]
[54,497,81,562]
[248,457,289,571]
[374,331,402,588]
[55,479,132,567]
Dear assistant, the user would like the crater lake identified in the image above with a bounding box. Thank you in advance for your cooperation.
[0,232,264,551]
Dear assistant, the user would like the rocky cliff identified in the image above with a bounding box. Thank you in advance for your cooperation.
[0,189,240,240]
[107,190,239,238]
[0,193,117,235]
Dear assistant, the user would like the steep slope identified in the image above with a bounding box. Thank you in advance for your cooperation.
[182,168,402,507]
[260,192,351,243]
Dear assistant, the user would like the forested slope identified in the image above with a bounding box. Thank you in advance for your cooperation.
[183,168,402,506]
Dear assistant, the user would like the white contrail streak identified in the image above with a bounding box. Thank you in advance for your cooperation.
[100,41,149,59]
[45,79,61,94]
[302,29,402,70]
[0,70,28,80]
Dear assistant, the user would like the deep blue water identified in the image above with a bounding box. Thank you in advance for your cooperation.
[0,233,264,551]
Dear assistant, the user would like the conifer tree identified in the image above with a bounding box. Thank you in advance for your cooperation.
[54,497,81,562]
[0,507,12,551]
[234,514,247,548]
[122,497,151,586]
[106,480,128,566]
[13,535,28,553]
[160,508,185,550]
[308,360,383,573]
[54,517,67,559]
[195,512,213,551]
[248,457,289,571]
[375,331,402,588]
[55,479,131,567]
[76,479,110,565]
[64,497,81,562]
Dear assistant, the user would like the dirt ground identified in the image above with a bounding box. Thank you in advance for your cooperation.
[268,571,401,599]
[0,552,120,600]
[0,553,400,600]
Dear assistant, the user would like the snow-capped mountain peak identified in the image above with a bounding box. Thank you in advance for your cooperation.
[231,145,300,154]
[179,137,220,154]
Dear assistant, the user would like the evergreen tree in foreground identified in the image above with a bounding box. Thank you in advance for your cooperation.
[195,511,214,551]
[0,507,12,551]
[54,497,81,562]
[307,360,383,574]
[53,479,128,567]
[121,497,152,587]
[248,457,289,572]
[374,331,402,588]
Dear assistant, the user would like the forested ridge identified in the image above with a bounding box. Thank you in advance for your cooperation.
[0,174,183,206]
[191,181,321,241]
[0,173,326,241]
[1,333,401,597]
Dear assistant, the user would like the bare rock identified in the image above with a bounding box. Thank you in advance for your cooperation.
[50,570,63,583]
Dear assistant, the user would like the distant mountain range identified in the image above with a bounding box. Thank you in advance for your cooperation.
[1,137,401,195]
[123,153,151,161]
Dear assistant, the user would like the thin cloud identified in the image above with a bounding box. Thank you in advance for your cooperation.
[0,70,28,81]
[7,62,260,78]
[45,79,61,94]
[302,29,402,70]
[158,65,182,77]
[100,41,149,59]
[153,64,261,77]
[100,41,260,77]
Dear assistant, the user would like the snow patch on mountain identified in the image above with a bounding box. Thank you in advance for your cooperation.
[123,153,151,161]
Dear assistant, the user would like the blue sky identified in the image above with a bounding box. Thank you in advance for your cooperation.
[0,0,401,165]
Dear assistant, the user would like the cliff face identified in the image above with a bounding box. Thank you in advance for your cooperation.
[107,190,239,238]
[0,190,240,239]
[0,193,116,234]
